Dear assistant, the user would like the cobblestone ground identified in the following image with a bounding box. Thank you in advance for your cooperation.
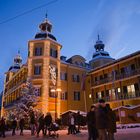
[1,128,140,140]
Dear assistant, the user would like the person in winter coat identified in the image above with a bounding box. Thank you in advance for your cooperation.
[67,113,77,135]
[12,118,17,136]
[19,117,25,136]
[0,117,6,138]
[29,111,36,135]
[87,105,98,140]
[106,104,117,140]
[95,99,108,140]
[44,112,52,135]
[37,114,45,137]
[76,111,81,133]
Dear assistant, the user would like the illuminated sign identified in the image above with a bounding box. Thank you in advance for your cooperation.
[49,65,56,86]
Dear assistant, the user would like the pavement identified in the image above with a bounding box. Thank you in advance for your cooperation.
[1,128,140,140]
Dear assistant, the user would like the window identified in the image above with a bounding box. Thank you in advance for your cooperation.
[34,65,41,75]
[61,92,68,100]
[34,87,41,96]
[74,91,80,101]
[131,64,135,71]
[97,92,102,99]
[109,89,116,100]
[104,74,108,79]
[49,88,57,98]
[72,74,80,82]
[50,48,57,58]
[95,77,98,82]
[34,47,42,56]
[60,72,67,80]
[121,67,125,74]
[100,75,103,80]
[127,85,135,97]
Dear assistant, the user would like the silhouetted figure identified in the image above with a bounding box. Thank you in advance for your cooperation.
[87,105,98,140]
[68,113,77,135]
[0,117,6,138]
[12,118,17,136]
[37,114,45,137]
[30,111,36,135]
[106,104,117,140]
[44,112,52,135]
[76,111,81,133]
[95,99,108,140]
[19,117,25,135]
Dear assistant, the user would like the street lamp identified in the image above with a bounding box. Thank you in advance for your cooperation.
[50,88,61,121]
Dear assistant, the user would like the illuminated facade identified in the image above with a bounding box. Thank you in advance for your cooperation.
[88,51,140,110]
[2,16,140,119]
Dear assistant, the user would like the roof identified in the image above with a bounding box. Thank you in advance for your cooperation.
[113,104,140,111]
[60,110,87,116]
[89,50,140,73]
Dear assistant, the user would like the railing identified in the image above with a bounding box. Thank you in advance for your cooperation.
[92,69,140,86]
[93,91,140,103]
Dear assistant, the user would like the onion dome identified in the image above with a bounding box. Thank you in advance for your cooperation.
[35,14,57,41]
[8,51,22,72]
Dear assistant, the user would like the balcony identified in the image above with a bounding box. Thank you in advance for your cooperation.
[92,68,140,87]
[93,91,140,103]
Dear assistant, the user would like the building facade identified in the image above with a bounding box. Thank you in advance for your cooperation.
[2,16,140,120]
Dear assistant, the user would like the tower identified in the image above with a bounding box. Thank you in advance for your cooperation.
[28,16,62,117]
[89,35,114,69]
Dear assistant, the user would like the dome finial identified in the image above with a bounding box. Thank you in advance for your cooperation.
[18,50,20,54]
[45,12,48,19]
[98,34,100,41]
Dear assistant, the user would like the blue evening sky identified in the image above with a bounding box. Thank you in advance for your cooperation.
[0,0,140,90]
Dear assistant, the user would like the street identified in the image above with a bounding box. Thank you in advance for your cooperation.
[2,128,140,140]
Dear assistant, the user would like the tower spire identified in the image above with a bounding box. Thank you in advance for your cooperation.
[98,34,100,41]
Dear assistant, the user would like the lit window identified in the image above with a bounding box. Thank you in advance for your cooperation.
[97,92,102,99]
[127,85,135,97]
[118,88,121,93]
[89,94,92,98]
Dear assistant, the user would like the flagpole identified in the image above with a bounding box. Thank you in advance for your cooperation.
[83,90,87,112]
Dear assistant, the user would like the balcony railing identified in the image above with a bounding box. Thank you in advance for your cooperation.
[92,69,140,86]
[93,91,140,103]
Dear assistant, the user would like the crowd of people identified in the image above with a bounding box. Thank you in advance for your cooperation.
[0,99,116,140]
[87,99,117,140]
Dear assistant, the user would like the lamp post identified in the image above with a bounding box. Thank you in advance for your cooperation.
[51,88,61,121]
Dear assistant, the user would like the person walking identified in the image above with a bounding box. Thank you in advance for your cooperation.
[95,99,108,140]
[37,114,45,137]
[12,118,17,136]
[106,104,117,140]
[76,111,81,133]
[44,112,52,136]
[87,105,98,140]
[30,111,36,135]
[19,117,25,136]
[0,117,6,138]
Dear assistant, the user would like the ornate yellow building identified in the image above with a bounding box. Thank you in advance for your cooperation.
[2,16,140,120]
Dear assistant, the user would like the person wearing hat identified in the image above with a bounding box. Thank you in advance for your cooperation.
[95,99,108,140]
